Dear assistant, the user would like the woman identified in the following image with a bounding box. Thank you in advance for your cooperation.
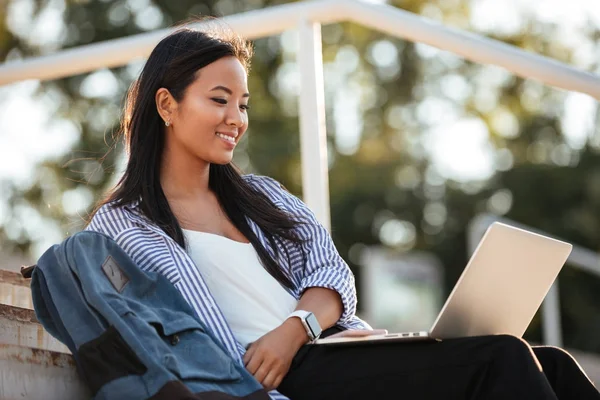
[87,24,600,400]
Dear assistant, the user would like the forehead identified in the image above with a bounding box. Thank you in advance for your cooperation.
[192,56,248,92]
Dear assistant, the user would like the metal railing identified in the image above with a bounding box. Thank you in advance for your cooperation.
[1,0,600,345]
[2,0,600,230]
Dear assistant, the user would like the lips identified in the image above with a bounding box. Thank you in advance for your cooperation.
[216,132,236,144]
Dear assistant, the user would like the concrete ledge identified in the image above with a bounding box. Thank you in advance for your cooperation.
[0,270,30,287]
[0,304,69,354]
[0,344,90,400]
[0,270,33,309]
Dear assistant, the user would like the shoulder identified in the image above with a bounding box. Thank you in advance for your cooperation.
[242,174,314,218]
[242,173,285,192]
[242,174,294,202]
[86,202,140,237]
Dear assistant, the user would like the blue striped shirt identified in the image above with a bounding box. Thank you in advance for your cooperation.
[86,174,371,399]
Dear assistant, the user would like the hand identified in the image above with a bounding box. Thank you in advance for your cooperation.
[326,328,388,339]
[243,318,308,391]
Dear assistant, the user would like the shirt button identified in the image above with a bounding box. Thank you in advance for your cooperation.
[169,334,180,346]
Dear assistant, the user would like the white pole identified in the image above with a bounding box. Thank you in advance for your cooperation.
[297,19,331,231]
[542,282,563,347]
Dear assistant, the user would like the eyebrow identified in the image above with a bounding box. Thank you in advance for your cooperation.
[210,85,250,98]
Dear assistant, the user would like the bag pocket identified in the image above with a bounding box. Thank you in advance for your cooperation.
[78,325,148,396]
[93,374,149,400]
[128,310,242,383]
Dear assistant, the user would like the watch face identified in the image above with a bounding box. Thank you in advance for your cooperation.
[305,313,322,337]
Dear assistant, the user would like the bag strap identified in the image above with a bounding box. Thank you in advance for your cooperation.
[20,264,36,279]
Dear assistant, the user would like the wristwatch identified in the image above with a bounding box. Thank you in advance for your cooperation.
[287,310,322,341]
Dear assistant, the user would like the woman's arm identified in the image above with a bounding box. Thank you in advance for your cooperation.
[280,287,343,347]
[243,176,363,391]
[250,175,359,324]
[243,287,342,391]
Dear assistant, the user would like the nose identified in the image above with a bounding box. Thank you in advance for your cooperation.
[225,106,245,128]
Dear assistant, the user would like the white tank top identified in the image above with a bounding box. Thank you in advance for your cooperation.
[183,229,298,348]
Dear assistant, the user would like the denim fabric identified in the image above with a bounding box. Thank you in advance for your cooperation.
[31,230,267,400]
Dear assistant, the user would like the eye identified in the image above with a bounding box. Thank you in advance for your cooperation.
[240,104,250,111]
[211,98,227,105]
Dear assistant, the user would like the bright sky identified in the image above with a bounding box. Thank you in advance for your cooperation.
[0,0,599,256]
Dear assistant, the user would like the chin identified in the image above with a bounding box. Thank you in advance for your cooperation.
[210,157,233,166]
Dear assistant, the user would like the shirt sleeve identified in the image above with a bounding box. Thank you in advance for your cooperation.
[252,175,358,324]
[85,204,133,237]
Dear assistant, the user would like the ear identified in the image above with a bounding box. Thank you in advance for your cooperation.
[155,87,177,125]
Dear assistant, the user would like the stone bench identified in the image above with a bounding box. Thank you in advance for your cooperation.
[0,303,89,399]
[0,344,90,400]
[0,270,90,399]
[0,270,33,309]
[0,304,69,354]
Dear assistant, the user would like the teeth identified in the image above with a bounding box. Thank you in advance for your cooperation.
[216,133,235,143]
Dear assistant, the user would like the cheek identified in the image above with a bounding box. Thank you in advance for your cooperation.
[181,99,223,125]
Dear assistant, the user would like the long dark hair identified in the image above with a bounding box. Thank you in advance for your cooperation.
[90,25,305,290]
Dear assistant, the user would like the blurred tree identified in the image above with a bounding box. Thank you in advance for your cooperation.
[1,0,599,353]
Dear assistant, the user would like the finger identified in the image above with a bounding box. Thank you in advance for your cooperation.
[245,352,263,376]
[273,374,284,391]
[326,329,368,338]
[328,329,388,339]
[243,344,256,366]
[261,370,280,392]
[366,328,388,336]
[344,329,387,337]
[254,362,271,386]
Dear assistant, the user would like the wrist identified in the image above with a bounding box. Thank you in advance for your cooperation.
[281,317,310,348]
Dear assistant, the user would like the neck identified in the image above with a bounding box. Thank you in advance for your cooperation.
[160,144,211,200]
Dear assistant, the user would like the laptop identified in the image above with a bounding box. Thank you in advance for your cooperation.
[314,222,573,345]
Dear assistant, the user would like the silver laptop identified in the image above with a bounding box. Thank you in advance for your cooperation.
[314,222,573,345]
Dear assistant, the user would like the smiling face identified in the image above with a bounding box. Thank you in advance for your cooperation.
[157,56,250,166]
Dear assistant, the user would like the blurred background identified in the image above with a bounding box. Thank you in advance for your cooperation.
[0,0,599,358]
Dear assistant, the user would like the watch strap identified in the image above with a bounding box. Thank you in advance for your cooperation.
[287,310,317,341]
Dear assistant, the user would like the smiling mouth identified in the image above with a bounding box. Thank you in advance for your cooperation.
[216,132,236,144]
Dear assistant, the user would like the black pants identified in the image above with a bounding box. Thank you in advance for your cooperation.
[279,330,600,400]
